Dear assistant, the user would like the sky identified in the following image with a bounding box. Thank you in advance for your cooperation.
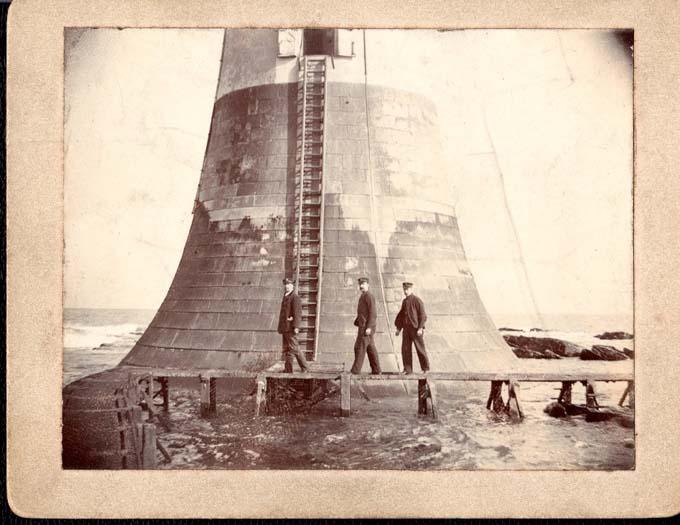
[64,29,633,330]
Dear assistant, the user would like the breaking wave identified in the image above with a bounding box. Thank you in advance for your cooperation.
[64,322,144,350]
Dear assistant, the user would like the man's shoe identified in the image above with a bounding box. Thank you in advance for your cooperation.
[401,370,413,375]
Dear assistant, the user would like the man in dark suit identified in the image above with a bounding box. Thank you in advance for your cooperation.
[350,277,381,374]
[278,277,309,373]
[395,281,430,374]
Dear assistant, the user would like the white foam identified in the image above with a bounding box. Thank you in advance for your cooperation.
[64,322,143,349]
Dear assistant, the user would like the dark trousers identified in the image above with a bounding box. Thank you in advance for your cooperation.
[351,328,381,374]
[282,332,309,372]
[402,327,430,372]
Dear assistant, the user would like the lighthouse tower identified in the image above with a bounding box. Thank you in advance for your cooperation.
[120,29,516,374]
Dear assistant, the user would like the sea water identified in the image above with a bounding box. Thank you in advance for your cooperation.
[63,308,635,470]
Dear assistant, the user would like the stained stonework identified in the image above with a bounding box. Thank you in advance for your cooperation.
[317,83,513,372]
[122,79,515,373]
[122,84,298,370]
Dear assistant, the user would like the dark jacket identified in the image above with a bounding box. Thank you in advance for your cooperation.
[395,294,427,331]
[278,292,302,334]
[354,291,377,332]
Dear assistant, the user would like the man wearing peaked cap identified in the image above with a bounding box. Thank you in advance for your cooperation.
[350,277,381,374]
[395,281,430,374]
[277,277,309,373]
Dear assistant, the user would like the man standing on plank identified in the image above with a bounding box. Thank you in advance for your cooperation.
[395,281,430,374]
[277,277,310,373]
[350,277,381,375]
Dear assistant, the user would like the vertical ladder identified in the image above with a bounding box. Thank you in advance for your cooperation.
[294,56,327,361]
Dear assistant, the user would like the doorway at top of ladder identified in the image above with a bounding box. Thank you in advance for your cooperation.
[277,29,356,59]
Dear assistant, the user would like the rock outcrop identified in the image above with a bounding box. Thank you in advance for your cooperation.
[503,335,586,359]
[544,402,567,418]
[580,345,629,361]
[594,331,633,340]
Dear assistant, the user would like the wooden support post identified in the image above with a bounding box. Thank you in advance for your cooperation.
[418,379,428,415]
[356,382,371,401]
[156,439,172,463]
[146,375,154,398]
[585,380,600,409]
[626,381,635,409]
[126,374,140,405]
[132,405,143,424]
[506,380,523,420]
[209,377,217,415]
[131,405,144,467]
[558,381,573,405]
[160,377,169,411]
[618,380,635,409]
[265,377,273,408]
[340,372,351,417]
[142,423,157,469]
[487,381,504,413]
[628,381,635,409]
[200,376,212,417]
[618,382,630,406]
[255,374,267,416]
[426,377,438,421]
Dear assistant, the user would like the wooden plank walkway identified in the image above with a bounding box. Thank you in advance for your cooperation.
[120,359,634,422]
[133,359,633,382]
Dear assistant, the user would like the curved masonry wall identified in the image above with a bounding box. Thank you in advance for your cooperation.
[122,80,515,372]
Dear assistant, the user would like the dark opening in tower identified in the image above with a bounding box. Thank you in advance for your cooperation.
[303,29,336,55]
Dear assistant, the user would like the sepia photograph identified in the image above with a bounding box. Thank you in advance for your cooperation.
[62,28,635,471]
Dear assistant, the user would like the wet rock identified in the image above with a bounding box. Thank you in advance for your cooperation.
[623,438,635,448]
[495,445,512,457]
[511,347,555,359]
[594,331,633,340]
[544,402,568,418]
[623,348,635,359]
[504,335,586,358]
[564,404,589,416]
[414,437,442,453]
[585,410,617,422]
[324,434,346,444]
[580,345,629,361]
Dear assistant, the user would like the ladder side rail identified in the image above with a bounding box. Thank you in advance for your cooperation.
[312,57,328,361]
[295,57,308,286]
